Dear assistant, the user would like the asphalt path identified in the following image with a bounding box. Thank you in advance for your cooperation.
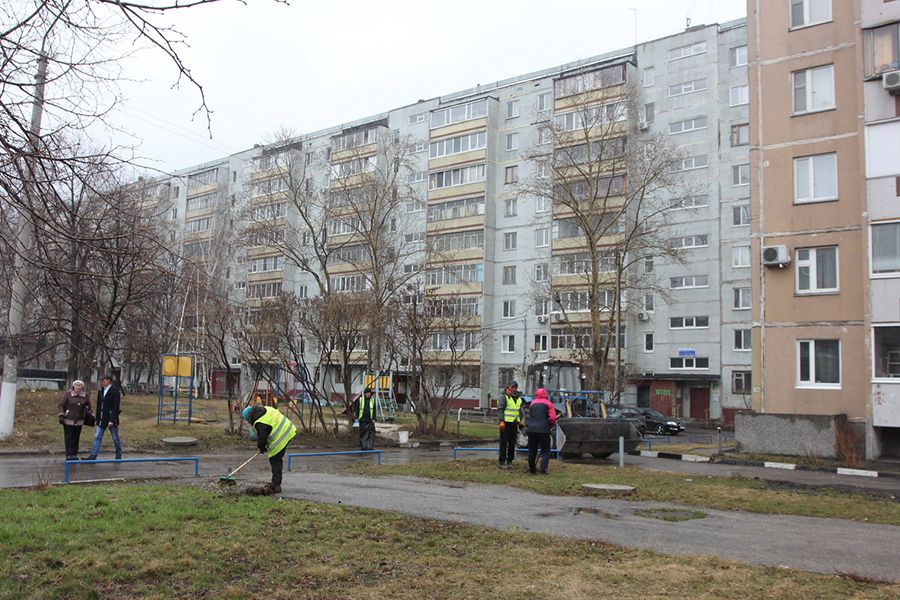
[281,471,900,581]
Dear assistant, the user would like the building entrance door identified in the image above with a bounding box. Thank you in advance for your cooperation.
[689,387,710,420]
[637,385,650,408]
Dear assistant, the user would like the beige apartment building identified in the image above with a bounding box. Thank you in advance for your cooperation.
[749,0,900,458]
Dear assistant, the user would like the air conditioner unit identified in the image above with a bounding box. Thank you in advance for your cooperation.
[637,311,649,321]
[883,69,900,94]
[761,244,790,267]
[638,121,649,131]
[536,315,548,324]
[552,312,566,322]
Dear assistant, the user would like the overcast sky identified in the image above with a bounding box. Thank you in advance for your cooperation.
[109,0,747,173]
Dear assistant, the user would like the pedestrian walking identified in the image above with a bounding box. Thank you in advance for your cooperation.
[527,388,557,475]
[357,387,377,451]
[497,381,524,468]
[86,374,122,460]
[57,379,92,460]
[242,404,297,494]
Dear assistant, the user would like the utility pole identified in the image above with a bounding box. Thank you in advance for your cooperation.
[613,250,622,405]
[0,53,48,439]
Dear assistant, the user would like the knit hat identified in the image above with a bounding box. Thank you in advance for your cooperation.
[72,379,85,388]
[242,406,253,421]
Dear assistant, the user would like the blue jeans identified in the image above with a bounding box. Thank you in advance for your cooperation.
[89,424,122,459]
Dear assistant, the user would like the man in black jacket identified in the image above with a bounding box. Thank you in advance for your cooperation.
[86,374,122,460]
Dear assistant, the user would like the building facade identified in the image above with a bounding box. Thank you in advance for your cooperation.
[146,20,750,414]
[749,0,900,459]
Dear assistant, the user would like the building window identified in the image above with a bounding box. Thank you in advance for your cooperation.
[536,196,551,213]
[668,41,707,61]
[535,299,550,317]
[429,164,486,190]
[499,367,515,388]
[729,84,749,106]
[537,92,552,112]
[732,204,751,226]
[732,245,751,268]
[408,112,427,124]
[504,198,518,217]
[863,22,900,78]
[297,285,308,299]
[502,300,516,319]
[506,100,520,119]
[643,103,655,126]
[734,329,751,351]
[792,65,835,114]
[797,339,840,387]
[790,0,832,29]
[533,335,548,353]
[643,67,655,87]
[670,357,709,370]
[534,263,549,281]
[643,332,654,353]
[732,371,752,394]
[644,256,654,273]
[429,131,487,159]
[431,99,487,128]
[796,246,838,293]
[670,275,709,289]
[669,235,709,249]
[871,222,900,275]
[733,287,751,310]
[535,228,550,247]
[874,326,900,378]
[670,195,708,210]
[673,155,708,171]
[670,316,709,329]
[669,116,707,135]
[794,153,837,203]
[730,45,748,67]
[428,196,485,222]
[501,335,516,353]
[503,232,517,250]
[505,165,519,184]
[506,132,519,151]
[503,266,517,285]
[669,78,708,97]
[644,293,655,312]
[538,128,552,145]
[730,123,749,146]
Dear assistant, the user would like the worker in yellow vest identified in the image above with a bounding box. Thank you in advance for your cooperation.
[498,381,524,469]
[356,387,377,451]
[243,404,297,494]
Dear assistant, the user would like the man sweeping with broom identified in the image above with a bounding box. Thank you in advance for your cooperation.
[242,404,297,494]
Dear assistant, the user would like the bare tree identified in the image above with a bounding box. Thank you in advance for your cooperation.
[391,284,482,435]
[524,74,686,400]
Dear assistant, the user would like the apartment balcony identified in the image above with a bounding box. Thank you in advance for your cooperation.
[426,215,484,234]
[427,247,484,263]
[422,349,481,364]
[184,205,216,219]
[430,117,488,141]
[250,165,288,182]
[428,148,487,172]
[187,183,218,198]
[427,181,486,202]
[247,271,284,284]
[424,282,483,296]
[553,84,627,112]
[551,196,626,219]
[327,261,365,276]
[331,142,377,164]
[329,170,376,190]
[551,272,616,288]
[551,233,625,252]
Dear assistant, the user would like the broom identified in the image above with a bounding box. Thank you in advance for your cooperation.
[219,452,261,485]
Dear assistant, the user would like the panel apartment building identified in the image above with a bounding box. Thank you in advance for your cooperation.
[151,20,750,417]
[749,0,900,459]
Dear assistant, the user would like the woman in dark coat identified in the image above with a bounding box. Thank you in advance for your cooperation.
[58,380,91,460]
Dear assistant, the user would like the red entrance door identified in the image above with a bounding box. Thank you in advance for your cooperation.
[689,387,710,420]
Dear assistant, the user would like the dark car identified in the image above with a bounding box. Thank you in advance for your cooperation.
[639,408,685,436]
[606,406,647,436]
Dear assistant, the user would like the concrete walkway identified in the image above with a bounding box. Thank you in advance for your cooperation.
[281,471,900,581]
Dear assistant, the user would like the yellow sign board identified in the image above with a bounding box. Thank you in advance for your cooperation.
[161,355,193,377]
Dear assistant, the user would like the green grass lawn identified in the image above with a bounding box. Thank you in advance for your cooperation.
[0,484,896,599]
[389,412,499,439]
[349,460,900,526]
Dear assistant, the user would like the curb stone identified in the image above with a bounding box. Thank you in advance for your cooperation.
[626,450,900,479]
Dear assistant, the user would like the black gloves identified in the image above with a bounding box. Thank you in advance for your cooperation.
[58,415,65,425]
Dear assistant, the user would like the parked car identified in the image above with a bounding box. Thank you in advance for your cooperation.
[639,409,685,435]
[605,406,647,436]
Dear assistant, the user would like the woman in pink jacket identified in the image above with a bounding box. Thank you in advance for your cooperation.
[526,388,557,475]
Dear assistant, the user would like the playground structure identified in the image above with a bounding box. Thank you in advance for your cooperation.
[364,372,399,421]
[156,354,196,424]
